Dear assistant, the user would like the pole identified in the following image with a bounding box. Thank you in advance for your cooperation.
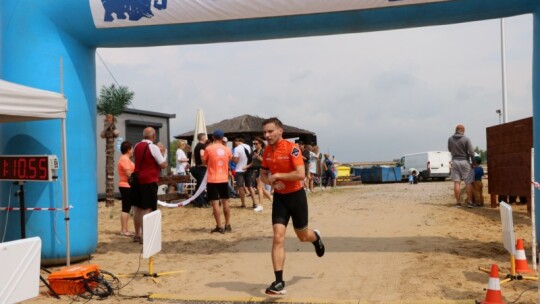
[17,182,25,239]
[62,118,71,266]
[60,57,64,95]
[532,148,537,271]
[500,18,509,123]
[59,57,70,266]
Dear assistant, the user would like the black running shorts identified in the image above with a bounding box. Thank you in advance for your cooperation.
[207,182,230,201]
[272,189,308,230]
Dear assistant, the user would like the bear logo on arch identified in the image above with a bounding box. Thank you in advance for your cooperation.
[101,0,167,22]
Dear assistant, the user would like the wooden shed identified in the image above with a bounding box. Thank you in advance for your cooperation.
[486,117,532,213]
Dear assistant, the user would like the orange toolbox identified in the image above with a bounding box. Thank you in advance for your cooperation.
[48,264,101,295]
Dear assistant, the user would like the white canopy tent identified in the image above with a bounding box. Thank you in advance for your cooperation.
[0,79,71,265]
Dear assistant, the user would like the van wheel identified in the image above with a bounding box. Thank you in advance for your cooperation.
[418,174,427,182]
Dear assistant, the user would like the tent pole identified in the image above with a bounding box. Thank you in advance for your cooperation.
[61,117,70,266]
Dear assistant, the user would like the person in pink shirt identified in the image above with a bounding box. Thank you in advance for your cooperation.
[203,129,233,234]
[117,141,135,237]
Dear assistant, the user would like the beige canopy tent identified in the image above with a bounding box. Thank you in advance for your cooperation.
[0,79,71,265]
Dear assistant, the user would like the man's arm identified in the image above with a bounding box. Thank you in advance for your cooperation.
[154,143,168,169]
[199,148,205,161]
[202,148,209,166]
[268,165,305,184]
[467,139,476,166]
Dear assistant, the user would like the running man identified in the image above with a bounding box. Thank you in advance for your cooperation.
[260,117,325,295]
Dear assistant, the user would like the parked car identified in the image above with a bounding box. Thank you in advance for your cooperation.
[398,151,452,182]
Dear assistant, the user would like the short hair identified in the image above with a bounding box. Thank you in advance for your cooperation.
[234,137,244,143]
[120,141,132,154]
[177,140,186,149]
[262,117,283,128]
[475,155,482,164]
[455,124,465,134]
[197,133,207,140]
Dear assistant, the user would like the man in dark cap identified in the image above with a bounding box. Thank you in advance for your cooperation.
[203,130,233,233]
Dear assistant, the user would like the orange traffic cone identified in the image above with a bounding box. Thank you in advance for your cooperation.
[480,264,505,304]
[514,239,532,273]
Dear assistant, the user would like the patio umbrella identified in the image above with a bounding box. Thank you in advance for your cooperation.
[191,108,207,166]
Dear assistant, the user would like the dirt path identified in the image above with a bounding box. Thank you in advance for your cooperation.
[29,181,538,303]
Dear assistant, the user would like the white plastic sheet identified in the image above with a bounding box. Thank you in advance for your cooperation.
[143,210,162,259]
[500,202,516,255]
[0,237,41,304]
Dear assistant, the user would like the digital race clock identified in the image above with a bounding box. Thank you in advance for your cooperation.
[0,155,59,182]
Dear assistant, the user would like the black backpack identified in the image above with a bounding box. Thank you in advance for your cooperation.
[242,145,253,164]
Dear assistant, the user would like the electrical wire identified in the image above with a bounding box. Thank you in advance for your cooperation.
[96,51,121,87]
[95,50,147,123]
[508,285,537,304]
[117,247,144,291]
[67,247,145,302]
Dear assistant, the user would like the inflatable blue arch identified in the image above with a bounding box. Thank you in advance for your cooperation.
[1,0,540,261]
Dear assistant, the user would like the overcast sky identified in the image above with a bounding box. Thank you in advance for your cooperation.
[96,14,533,163]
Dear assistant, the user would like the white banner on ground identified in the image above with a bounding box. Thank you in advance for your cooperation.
[158,172,207,208]
[143,210,162,259]
[500,202,516,255]
[90,0,452,28]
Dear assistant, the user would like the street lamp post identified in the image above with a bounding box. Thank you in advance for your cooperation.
[500,18,508,123]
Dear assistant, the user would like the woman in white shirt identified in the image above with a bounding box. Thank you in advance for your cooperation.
[175,140,189,194]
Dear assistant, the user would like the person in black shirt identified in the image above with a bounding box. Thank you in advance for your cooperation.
[191,133,209,208]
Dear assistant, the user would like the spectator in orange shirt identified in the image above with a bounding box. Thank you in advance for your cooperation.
[203,129,233,234]
[117,140,135,237]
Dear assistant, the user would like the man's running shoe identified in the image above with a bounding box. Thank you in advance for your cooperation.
[224,224,232,232]
[265,281,286,295]
[253,205,264,212]
[210,226,225,234]
[313,229,325,257]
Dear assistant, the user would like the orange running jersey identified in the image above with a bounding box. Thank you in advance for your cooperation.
[203,143,232,183]
[261,139,304,194]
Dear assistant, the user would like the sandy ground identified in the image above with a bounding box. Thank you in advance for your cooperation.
[27,180,538,303]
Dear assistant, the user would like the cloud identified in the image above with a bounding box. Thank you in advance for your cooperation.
[96,14,533,162]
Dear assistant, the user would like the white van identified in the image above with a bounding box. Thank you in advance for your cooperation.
[398,151,452,182]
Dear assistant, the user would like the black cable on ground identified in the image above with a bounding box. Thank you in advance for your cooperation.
[117,247,143,290]
[508,286,537,304]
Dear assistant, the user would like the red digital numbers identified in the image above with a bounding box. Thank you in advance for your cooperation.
[0,156,49,181]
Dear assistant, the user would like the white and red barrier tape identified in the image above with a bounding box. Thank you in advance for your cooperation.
[0,205,73,211]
